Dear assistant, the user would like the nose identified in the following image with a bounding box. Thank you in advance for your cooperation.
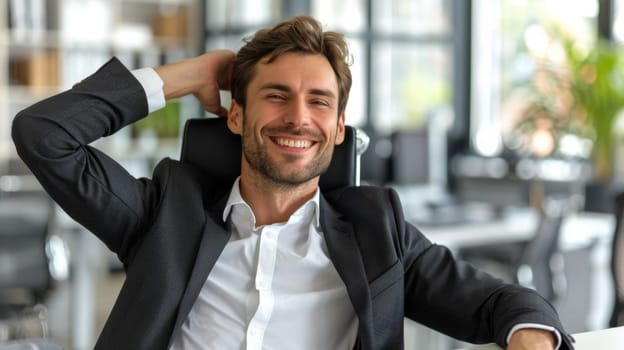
[282,96,310,127]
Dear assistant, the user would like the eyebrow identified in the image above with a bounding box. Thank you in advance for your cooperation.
[259,83,336,99]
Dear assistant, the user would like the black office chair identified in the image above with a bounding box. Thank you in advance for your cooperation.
[0,189,68,343]
[180,117,368,191]
[0,192,60,300]
[609,192,624,327]
[459,197,568,302]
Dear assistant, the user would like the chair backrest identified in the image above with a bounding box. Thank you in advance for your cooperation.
[610,192,624,327]
[180,117,357,192]
[516,197,568,301]
[0,191,56,303]
[517,212,564,300]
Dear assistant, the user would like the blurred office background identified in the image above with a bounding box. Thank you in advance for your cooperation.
[0,0,623,349]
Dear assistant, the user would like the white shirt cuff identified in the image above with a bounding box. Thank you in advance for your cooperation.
[131,67,166,114]
[507,323,562,349]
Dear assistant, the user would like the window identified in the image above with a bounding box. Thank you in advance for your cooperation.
[311,0,454,186]
[470,0,599,157]
[371,41,451,133]
[204,0,454,134]
[616,0,624,43]
[204,0,283,53]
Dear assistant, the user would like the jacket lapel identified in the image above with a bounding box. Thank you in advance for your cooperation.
[169,190,232,347]
[168,191,376,349]
[320,195,374,349]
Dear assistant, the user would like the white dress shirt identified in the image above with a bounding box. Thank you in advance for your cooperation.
[169,179,358,349]
[130,66,561,349]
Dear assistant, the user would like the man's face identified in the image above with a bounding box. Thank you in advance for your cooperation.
[228,52,345,187]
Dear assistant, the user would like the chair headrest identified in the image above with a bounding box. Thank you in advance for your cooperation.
[180,118,356,192]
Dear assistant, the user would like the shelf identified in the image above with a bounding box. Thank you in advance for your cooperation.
[0,0,201,167]
[1,30,62,50]
[7,85,63,104]
[120,0,193,4]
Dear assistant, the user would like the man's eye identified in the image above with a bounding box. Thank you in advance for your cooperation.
[268,94,285,100]
[312,100,329,107]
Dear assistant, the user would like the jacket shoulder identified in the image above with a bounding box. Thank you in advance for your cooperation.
[152,157,232,203]
[324,185,406,252]
[324,185,402,218]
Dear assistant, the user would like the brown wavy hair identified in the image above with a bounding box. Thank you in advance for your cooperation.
[231,15,353,115]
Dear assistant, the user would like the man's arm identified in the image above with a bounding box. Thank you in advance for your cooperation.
[401,232,574,349]
[388,190,574,348]
[11,51,235,258]
[12,58,154,257]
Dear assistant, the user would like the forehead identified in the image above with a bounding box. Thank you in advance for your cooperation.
[249,52,338,92]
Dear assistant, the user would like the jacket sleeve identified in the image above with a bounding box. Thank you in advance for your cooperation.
[11,57,163,262]
[393,189,575,349]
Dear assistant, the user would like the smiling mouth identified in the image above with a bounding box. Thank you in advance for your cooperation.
[273,137,313,149]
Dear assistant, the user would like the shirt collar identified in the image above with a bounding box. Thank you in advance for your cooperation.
[222,177,321,228]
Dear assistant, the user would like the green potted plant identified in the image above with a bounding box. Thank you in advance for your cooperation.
[132,99,181,139]
[514,26,624,183]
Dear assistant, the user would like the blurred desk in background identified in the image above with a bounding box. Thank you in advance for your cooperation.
[414,206,538,250]
[404,209,615,350]
[413,208,614,253]
[54,207,106,350]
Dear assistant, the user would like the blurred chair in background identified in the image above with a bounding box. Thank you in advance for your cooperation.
[609,192,624,327]
[0,180,69,344]
[458,194,570,302]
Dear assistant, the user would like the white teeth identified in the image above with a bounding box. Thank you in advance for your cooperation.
[276,138,311,148]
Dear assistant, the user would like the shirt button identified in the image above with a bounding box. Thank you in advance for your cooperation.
[249,324,262,336]
[257,279,269,290]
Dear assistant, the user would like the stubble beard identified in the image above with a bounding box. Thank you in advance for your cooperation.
[241,115,335,189]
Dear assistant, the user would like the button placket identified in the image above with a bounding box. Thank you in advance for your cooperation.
[246,226,281,350]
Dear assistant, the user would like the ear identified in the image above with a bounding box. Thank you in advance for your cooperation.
[334,112,346,145]
[227,100,243,135]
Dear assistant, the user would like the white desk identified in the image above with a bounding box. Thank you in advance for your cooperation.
[453,326,624,349]
[416,207,538,250]
[414,209,614,251]
[404,210,615,350]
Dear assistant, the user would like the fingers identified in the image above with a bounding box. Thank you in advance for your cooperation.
[211,50,236,91]
[201,49,235,92]
[215,106,229,118]
[193,90,228,118]
[191,50,236,116]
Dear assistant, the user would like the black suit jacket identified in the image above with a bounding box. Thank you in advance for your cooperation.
[12,58,574,350]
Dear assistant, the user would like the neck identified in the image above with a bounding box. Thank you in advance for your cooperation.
[238,171,319,226]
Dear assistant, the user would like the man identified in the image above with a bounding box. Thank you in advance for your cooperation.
[13,16,573,350]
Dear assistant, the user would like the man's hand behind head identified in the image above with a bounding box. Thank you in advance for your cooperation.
[155,50,235,117]
[193,50,235,117]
